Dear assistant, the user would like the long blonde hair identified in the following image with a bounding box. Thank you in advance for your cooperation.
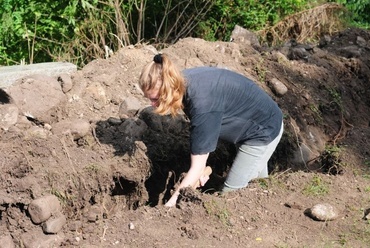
[139,53,186,116]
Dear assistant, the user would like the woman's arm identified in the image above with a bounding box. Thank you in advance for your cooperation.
[165,153,209,207]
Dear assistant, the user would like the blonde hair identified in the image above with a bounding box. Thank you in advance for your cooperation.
[139,53,186,116]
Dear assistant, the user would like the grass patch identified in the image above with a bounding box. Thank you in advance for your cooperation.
[203,199,231,227]
[365,186,370,193]
[337,221,370,245]
[309,104,323,124]
[257,178,269,189]
[302,175,329,196]
[84,163,100,173]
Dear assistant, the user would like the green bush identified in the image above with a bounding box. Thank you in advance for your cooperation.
[334,0,370,28]
[195,0,311,41]
[0,0,369,66]
[0,0,77,65]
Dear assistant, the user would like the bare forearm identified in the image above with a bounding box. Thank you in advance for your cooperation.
[177,154,208,191]
[165,153,209,206]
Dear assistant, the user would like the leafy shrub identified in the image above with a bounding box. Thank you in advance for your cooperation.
[0,0,368,66]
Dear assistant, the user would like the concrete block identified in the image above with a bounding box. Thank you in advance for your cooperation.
[0,62,77,88]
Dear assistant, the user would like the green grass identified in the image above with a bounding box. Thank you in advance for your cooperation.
[302,175,329,196]
[203,199,231,227]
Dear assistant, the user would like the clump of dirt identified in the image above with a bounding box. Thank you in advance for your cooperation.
[0,27,370,247]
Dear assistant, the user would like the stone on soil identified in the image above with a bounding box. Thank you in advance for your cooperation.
[24,126,50,140]
[20,229,64,248]
[0,104,18,131]
[28,195,62,224]
[364,208,370,220]
[52,118,90,140]
[119,95,143,118]
[306,203,339,221]
[230,25,260,48]
[7,75,66,123]
[0,234,15,248]
[42,212,67,234]
[268,78,288,96]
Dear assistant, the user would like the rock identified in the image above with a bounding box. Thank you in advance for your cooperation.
[52,118,91,140]
[20,229,64,248]
[271,51,289,64]
[28,195,62,224]
[42,212,67,234]
[107,117,123,125]
[287,39,314,61]
[338,45,362,58]
[85,205,102,222]
[363,208,370,220]
[68,220,83,232]
[356,36,367,47]
[305,203,339,221]
[0,62,76,88]
[85,82,107,107]
[0,104,19,130]
[0,190,16,205]
[119,95,143,118]
[230,25,260,49]
[0,234,15,248]
[319,35,331,48]
[24,126,50,140]
[268,78,288,96]
[129,222,135,230]
[7,75,66,123]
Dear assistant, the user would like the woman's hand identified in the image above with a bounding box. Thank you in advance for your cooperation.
[164,154,210,207]
[194,166,212,188]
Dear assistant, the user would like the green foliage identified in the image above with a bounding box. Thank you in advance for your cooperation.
[1,0,369,66]
[309,104,323,124]
[0,0,77,65]
[303,175,329,196]
[196,0,311,41]
[333,0,370,28]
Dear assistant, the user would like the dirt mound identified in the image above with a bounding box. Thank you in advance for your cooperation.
[1,27,370,247]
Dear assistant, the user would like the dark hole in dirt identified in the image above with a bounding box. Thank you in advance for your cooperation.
[111,177,141,209]
[145,167,172,206]
[88,196,96,205]
[111,177,137,196]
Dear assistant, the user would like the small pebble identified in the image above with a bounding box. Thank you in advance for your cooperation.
[129,222,135,230]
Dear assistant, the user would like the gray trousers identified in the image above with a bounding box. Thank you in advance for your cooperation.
[222,122,284,192]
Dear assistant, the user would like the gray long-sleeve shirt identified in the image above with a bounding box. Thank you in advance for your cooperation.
[182,67,283,155]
